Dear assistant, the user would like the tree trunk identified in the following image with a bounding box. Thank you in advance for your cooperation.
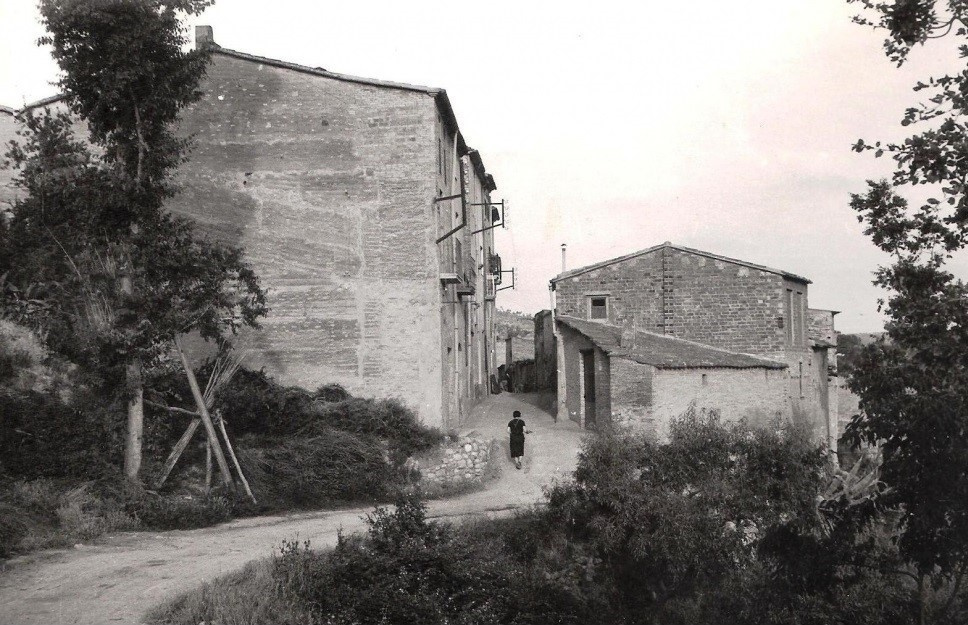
[121,271,144,481]
[123,357,144,480]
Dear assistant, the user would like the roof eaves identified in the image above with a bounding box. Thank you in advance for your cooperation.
[467,148,497,192]
[670,243,811,284]
[19,94,70,111]
[213,46,441,95]
[551,242,812,284]
[0,105,15,116]
[551,243,666,283]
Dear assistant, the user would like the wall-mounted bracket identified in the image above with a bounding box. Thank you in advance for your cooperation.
[434,156,468,244]
[496,267,516,292]
[469,199,506,235]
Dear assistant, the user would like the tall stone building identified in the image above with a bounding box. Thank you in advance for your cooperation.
[541,242,839,446]
[0,26,505,429]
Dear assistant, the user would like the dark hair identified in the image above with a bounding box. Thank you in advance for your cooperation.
[513,410,521,418]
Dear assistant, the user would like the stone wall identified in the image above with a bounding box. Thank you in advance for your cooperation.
[552,244,833,442]
[533,310,556,390]
[557,323,610,427]
[0,110,16,207]
[168,51,447,424]
[0,46,502,431]
[649,367,791,439]
[554,246,793,356]
[414,435,494,488]
[808,308,837,346]
[608,357,655,429]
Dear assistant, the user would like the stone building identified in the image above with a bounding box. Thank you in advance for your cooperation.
[0,26,505,429]
[541,242,839,445]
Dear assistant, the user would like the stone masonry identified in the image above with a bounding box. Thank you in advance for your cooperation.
[0,30,503,430]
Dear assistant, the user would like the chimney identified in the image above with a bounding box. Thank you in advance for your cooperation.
[561,243,567,273]
[195,25,215,49]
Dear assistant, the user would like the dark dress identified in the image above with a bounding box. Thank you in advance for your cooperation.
[508,418,526,458]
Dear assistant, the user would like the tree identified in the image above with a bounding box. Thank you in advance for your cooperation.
[845,0,968,617]
[1,0,266,480]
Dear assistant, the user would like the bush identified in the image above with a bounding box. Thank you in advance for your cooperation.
[238,430,395,509]
[271,493,584,625]
[0,389,124,479]
[0,476,140,557]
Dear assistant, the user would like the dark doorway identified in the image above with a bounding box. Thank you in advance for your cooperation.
[581,349,596,428]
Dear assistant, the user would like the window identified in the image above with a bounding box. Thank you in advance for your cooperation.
[589,296,608,320]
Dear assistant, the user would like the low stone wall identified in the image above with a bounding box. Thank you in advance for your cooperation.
[414,435,494,488]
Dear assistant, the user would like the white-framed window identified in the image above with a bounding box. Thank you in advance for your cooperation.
[588,296,608,321]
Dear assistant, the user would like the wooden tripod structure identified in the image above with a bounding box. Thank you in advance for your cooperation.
[152,336,256,503]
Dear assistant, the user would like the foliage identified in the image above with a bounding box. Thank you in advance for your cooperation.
[237,432,394,509]
[0,0,267,480]
[1,108,266,378]
[148,413,943,625]
[144,559,317,625]
[545,411,830,622]
[845,0,968,593]
[269,493,585,625]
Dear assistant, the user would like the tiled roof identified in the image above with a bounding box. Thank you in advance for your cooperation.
[557,316,787,370]
[552,242,810,284]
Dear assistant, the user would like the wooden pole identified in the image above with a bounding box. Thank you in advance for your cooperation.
[216,413,256,504]
[174,336,234,487]
[204,441,212,494]
[154,418,200,489]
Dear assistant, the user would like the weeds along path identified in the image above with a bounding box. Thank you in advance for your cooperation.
[0,392,585,625]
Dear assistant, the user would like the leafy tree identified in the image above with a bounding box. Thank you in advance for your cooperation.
[846,0,968,618]
[1,0,266,480]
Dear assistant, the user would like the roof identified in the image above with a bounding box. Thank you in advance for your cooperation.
[557,315,787,370]
[1,44,497,191]
[0,105,14,116]
[552,242,811,284]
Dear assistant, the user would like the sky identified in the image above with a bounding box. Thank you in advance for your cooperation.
[1,0,964,333]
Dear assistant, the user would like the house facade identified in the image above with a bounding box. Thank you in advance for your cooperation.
[0,26,504,429]
[543,243,838,445]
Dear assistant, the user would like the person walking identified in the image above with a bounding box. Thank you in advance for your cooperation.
[507,410,531,469]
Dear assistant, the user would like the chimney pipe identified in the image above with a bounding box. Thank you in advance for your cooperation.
[561,243,567,273]
[195,25,214,49]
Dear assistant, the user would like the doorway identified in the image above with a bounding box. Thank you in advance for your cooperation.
[581,349,596,428]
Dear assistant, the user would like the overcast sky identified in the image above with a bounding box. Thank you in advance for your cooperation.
[2,0,964,333]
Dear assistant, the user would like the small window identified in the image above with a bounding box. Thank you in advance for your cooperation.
[589,296,607,320]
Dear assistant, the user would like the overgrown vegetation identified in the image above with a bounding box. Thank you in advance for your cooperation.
[0,318,442,559]
[845,1,968,619]
[150,412,968,625]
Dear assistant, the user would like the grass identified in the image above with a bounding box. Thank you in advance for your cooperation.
[0,478,139,557]
[144,559,316,625]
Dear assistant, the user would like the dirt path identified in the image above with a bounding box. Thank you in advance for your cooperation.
[0,393,585,625]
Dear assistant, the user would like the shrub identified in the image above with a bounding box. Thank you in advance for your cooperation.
[129,491,239,530]
[238,430,395,509]
[0,476,140,557]
[0,389,125,479]
[544,410,833,621]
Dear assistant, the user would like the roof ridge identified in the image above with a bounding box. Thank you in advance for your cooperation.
[212,46,444,95]
[552,242,810,284]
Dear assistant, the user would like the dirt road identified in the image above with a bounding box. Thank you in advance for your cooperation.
[0,393,584,625]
